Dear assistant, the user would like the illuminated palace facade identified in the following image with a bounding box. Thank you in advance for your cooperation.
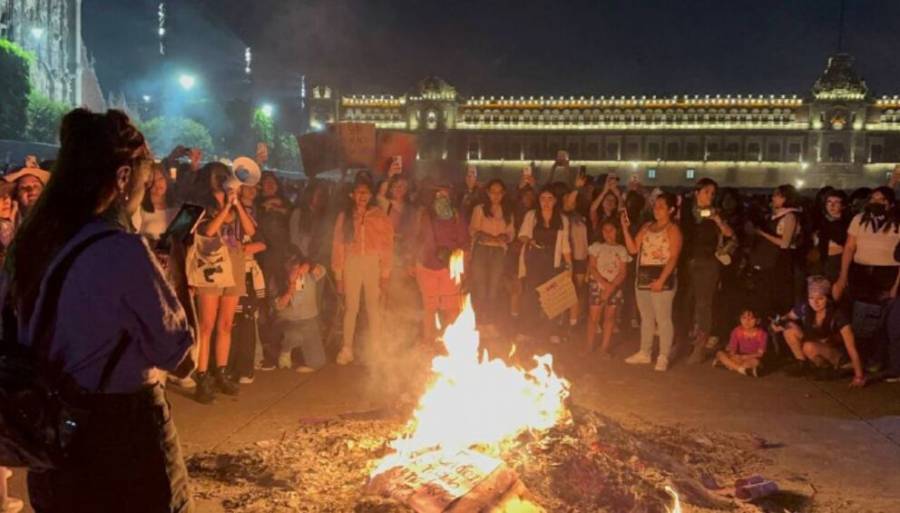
[308,54,900,188]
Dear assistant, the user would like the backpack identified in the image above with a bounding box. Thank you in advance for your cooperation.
[0,230,129,470]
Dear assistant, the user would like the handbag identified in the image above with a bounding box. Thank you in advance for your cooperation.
[186,233,235,288]
[636,265,675,290]
[0,230,130,470]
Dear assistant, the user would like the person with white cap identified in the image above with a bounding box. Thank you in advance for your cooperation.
[3,166,50,227]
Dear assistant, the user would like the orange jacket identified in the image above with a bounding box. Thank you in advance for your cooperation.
[331,207,394,280]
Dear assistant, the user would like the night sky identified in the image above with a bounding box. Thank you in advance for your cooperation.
[83,0,900,102]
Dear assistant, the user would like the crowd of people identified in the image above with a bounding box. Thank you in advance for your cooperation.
[6,116,900,405]
[134,146,900,394]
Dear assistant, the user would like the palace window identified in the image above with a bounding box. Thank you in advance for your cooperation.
[666,142,680,159]
[647,142,661,160]
[467,141,480,160]
[624,142,640,160]
[585,142,599,159]
[606,143,620,160]
[747,142,761,160]
[767,143,782,160]
[787,143,802,157]
[827,142,847,163]
[871,144,884,162]
[685,142,701,160]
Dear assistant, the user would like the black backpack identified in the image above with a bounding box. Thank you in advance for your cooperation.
[0,230,129,470]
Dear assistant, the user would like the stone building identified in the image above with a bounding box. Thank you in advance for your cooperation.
[0,0,103,110]
[309,54,898,188]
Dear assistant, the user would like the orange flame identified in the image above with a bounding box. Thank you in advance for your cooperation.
[373,293,570,476]
[449,249,465,285]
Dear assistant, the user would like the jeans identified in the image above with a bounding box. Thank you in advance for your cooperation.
[687,257,720,336]
[471,244,507,324]
[279,317,326,369]
[635,287,676,357]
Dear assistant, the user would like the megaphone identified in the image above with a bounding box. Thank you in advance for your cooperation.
[231,156,261,187]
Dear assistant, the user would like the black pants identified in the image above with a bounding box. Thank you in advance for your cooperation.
[28,384,193,513]
[228,310,258,379]
[687,257,721,337]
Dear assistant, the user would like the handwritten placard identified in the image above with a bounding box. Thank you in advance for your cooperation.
[536,271,577,319]
[370,450,502,513]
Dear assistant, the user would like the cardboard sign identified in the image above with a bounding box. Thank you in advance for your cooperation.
[370,450,502,513]
[536,271,578,319]
[335,122,376,169]
[297,131,338,176]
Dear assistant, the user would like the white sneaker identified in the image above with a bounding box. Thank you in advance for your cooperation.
[168,374,197,389]
[278,352,292,369]
[625,351,652,365]
[336,347,354,365]
[239,375,255,384]
[654,355,670,372]
[295,366,316,374]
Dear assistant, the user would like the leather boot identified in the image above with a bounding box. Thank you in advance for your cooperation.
[194,372,215,404]
[212,366,240,396]
[688,331,709,364]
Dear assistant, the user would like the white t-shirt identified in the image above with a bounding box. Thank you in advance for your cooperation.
[588,242,631,282]
[847,213,900,266]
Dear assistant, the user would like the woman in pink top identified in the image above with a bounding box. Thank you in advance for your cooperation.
[469,179,515,334]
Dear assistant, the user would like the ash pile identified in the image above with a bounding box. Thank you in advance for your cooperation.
[187,406,801,513]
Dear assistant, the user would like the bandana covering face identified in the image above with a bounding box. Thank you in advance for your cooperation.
[434,196,454,220]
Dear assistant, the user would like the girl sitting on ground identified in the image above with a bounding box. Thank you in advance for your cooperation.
[585,219,630,356]
[714,308,767,377]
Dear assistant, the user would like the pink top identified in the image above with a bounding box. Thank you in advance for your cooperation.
[728,327,767,355]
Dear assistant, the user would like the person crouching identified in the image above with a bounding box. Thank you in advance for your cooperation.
[271,250,327,372]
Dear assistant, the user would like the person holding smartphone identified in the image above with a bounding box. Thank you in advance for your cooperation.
[622,193,683,371]
[680,178,733,364]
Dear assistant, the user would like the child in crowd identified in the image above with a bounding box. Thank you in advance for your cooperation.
[585,219,631,356]
[271,250,327,372]
[714,308,767,377]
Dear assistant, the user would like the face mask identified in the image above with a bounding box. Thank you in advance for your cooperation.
[866,203,887,217]
[434,196,454,220]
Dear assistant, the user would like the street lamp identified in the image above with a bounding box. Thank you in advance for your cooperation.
[178,74,196,91]
[142,95,152,103]
[260,103,275,118]
[30,27,45,39]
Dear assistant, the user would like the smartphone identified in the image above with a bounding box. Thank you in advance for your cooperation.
[699,208,713,218]
[156,203,206,252]
[523,166,533,177]
[169,167,178,181]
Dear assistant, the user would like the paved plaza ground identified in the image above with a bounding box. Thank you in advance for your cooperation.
[9,336,900,512]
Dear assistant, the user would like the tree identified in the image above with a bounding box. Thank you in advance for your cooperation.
[140,116,214,156]
[251,108,274,147]
[0,39,33,139]
[25,91,70,144]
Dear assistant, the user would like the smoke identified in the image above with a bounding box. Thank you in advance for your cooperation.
[358,274,432,408]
